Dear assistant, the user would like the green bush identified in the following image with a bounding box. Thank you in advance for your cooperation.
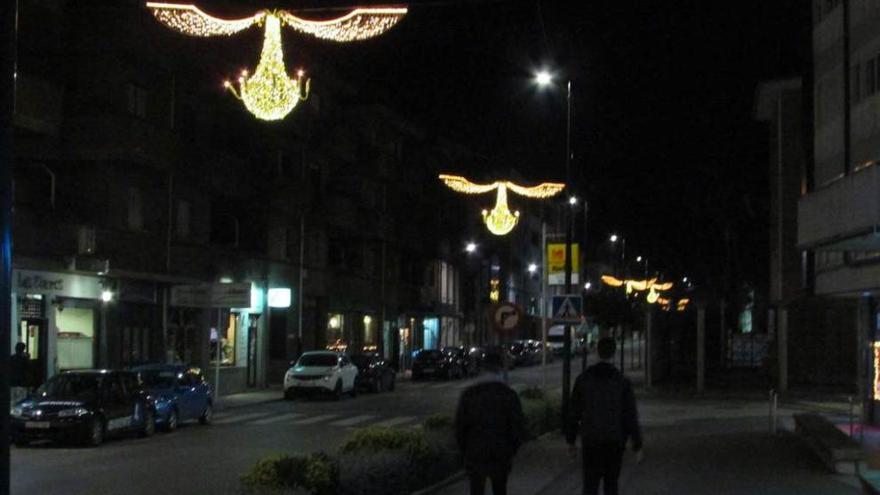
[340,427,432,461]
[521,392,562,438]
[519,386,546,401]
[422,413,453,430]
[240,453,337,495]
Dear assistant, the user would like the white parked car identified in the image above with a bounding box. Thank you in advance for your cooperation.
[284,351,358,400]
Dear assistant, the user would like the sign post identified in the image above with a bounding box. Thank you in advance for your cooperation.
[491,302,522,382]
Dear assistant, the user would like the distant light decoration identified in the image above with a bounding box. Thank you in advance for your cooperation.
[438,174,565,236]
[146,2,407,120]
[676,298,690,312]
[601,275,674,305]
[489,278,500,303]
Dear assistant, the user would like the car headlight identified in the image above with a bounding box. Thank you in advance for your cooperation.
[322,374,332,381]
[58,407,90,418]
[10,406,23,418]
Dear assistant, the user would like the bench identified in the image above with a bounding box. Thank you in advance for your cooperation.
[793,413,865,474]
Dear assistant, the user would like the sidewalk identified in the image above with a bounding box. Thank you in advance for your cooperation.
[215,386,282,412]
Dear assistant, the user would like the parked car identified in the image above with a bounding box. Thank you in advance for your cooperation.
[508,341,535,367]
[467,346,486,373]
[443,347,479,377]
[524,339,554,363]
[284,351,358,400]
[412,349,461,380]
[10,370,157,447]
[134,364,213,431]
[483,345,516,370]
[351,353,396,392]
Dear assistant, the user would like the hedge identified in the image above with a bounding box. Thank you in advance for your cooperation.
[240,387,560,495]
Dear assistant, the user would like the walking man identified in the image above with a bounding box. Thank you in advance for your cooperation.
[455,351,526,495]
[10,342,30,407]
[565,337,642,495]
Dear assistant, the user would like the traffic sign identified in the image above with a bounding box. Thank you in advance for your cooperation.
[492,303,521,333]
[552,294,582,323]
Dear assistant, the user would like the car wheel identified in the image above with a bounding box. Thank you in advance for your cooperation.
[333,380,343,401]
[85,417,105,447]
[164,408,179,433]
[140,409,156,438]
[199,404,213,425]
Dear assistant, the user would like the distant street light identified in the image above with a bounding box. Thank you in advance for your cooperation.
[636,256,642,262]
[528,263,538,274]
[465,242,477,253]
[568,196,578,205]
[535,70,553,87]
[610,234,618,243]
[584,281,592,290]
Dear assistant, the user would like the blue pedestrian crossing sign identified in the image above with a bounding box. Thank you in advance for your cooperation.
[552,295,583,323]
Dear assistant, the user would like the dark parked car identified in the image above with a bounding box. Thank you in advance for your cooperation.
[443,347,478,377]
[508,341,535,367]
[134,364,214,431]
[483,345,516,370]
[412,349,462,380]
[351,354,396,392]
[10,370,157,447]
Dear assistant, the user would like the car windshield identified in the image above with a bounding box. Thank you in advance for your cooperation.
[140,370,178,388]
[297,354,338,367]
[416,350,443,360]
[350,355,372,367]
[37,374,101,400]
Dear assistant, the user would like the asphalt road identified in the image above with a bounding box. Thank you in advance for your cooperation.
[11,359,562,495]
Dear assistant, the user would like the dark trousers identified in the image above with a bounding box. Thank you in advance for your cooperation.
[468,468,509,495]
[581,441,624,495]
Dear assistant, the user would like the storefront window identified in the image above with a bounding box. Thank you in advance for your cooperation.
[210,312,238,366]
[56,307,95,370]
[423,317,439,350]
[326,313,345,351]
[362,315,377,352]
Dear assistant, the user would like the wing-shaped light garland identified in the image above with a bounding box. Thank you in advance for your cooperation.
[601,275,674,304]
[146,3,407,121]
[438,174,565,236]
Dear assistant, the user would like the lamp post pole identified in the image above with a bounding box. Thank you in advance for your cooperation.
[562,80,573,427]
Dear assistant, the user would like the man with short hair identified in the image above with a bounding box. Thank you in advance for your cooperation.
[455,351,526,495]
[565,337,642,495]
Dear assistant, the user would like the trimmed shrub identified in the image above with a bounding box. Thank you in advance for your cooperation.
[519,386,546,401]
[240,453,337,495]
[422,413,453,430]
[340,427,432,461]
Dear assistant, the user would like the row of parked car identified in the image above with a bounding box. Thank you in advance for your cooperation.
[10,364,214,447]
[283,350,397,400]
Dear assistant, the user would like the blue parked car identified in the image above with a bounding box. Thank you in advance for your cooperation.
[133,365,213,431]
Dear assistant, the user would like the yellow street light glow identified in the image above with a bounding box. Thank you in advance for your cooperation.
[438,174,565,236]
[146,2,407,120]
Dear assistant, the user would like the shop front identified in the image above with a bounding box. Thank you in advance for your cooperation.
[11,269,104,384]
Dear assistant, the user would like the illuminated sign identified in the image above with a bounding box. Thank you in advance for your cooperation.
[267,288,292,308]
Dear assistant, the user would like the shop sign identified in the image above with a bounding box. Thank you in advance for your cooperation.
[171,283,251,308]
[14,269,101,300]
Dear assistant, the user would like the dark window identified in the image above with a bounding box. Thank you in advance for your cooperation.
[297,354,338,367]
[126,83,148,118]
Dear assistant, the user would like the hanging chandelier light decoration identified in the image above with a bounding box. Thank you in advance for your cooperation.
[438,174,565,236]
[145,2,407,121]
[601,275,674,304]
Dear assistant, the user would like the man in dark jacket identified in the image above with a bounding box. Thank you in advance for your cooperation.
[10,342,30,407]
[455,351,526,495]
[565,337,642,495]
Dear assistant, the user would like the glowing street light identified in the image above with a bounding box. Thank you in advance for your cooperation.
[101,290,114,303]
[568,196,578,206]
[584,281,592,290]
[528,263,538,274]
[610,234,619,243]
[534,70,553,87]
[465,242,477,253]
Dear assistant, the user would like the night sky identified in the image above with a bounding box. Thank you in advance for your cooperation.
[236,0,811,292]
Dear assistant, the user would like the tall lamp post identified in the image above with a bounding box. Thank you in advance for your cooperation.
[1,0,15,491]
[534,69,575,426]
[609,234,626,370]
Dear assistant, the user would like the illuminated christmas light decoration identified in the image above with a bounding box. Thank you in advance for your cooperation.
[146,2,407,120]
[601,275,674,305]
[223,13,310,121]
[676,298,690,312]
[489,278,501,302]
[438,174,565,236]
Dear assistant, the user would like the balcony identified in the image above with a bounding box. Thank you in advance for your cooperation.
[798,163,880,251]
[64,113,180,166]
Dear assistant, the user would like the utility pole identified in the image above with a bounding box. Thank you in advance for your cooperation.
[1,1,16,492]
[562,80,573,427]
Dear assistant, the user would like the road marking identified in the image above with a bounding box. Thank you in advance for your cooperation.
[291,414,340,425]
[372,416,417,428]
[214,412,272,425]
[250,412,305,425]
[428,382,455,389]
[328,415,376,427]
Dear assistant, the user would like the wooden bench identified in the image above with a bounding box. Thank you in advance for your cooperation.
[793,413,865,474]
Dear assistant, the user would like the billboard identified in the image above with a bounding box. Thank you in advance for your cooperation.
[546,242,580,285]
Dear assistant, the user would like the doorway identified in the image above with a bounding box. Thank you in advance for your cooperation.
[18,318,48,386]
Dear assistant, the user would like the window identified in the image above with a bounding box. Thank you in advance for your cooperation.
[127,187,144,231]
[326,313,344,349]
[210,312,238,366]
[126,83,148,118]
[176,200,191,238]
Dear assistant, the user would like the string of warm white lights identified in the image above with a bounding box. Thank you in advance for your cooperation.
[146,2,407,120]
[438,174,565,236]
[223,13,310,121]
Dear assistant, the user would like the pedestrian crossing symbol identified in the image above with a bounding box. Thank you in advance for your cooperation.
[552,295,582,323]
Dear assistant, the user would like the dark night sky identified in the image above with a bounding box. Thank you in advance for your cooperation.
[235,0,811,290]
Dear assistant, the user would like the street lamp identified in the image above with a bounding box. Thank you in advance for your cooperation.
[527,263,538,274]
[534,68,574,423]
[465,242,477,254]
